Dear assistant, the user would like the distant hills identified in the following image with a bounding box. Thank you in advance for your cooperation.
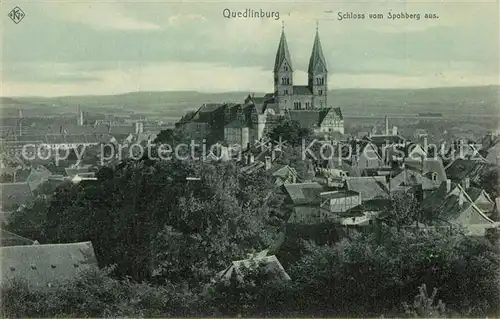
[1,85,499,119]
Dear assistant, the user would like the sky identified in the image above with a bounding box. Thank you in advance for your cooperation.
[1,0,499,97]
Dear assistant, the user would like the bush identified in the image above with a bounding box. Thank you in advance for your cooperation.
[0,267,197,318]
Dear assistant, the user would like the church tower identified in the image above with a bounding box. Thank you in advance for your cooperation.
[274,22,293,110]
[308,25,328,108]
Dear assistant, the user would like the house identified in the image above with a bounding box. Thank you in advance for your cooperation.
[384,142,427,164]
[71,172,98,184]
[445,158,495,184]
[444,140,485,162]
[283,182,337,224]
[345,176,390,202]
[214,252,290,284]
[0,183,34,211]
[64,165,95,178]
[0,241,98,290]
[268,165,300,185]
[421,180,497,235]
[287,107,344,135]
[25,165,52,192]
[389,158,446,196]
[319,189,361,214]
[479,133,500,165]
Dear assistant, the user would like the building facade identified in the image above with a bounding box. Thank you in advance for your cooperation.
[274,25,328,111]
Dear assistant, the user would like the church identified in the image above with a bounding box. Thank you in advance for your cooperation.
[184,25,344,149]
[273,23,329,111]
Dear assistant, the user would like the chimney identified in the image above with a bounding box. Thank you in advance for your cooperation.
[77,106,84,126]
[135,122,143,134]
[250,154,255,164]
[18,109,23,119]
[392,126,398,136]
[244,153,250,165]
[458,191,464,209]
[271,147,276,162]
[446,179,451,193]
[265,156,271,170]
[385,116,389,136]
[462,177,470,190]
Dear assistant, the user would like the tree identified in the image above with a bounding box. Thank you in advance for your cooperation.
[288,227,500,317]
[9,159,283,285]
[268,118,312,147]
[381,190,421,231]
[479,169,499,199]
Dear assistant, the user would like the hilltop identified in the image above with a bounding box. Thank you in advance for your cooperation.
[1,85,499,119]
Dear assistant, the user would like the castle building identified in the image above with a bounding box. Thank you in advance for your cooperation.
[183,24,344,150]
[274,24,328,111]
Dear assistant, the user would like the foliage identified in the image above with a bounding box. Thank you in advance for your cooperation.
[274,145,314,181]
[0,267,197,318]
[382,191,422,230]
[7,159,284,286]
[479,168,500,199]
[402,284,446,318]
[286,227,500,317]
[268,118,313,147]
[6,195,52,242]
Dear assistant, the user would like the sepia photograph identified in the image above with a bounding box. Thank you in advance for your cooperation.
[1,0,499,317]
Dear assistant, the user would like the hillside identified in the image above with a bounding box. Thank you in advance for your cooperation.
[2,86,499,119]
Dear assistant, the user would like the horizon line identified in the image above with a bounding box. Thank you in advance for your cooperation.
[1,84,499,100]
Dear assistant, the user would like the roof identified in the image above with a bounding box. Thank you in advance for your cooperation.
[420,180,459,212]
[274,29,293,72]
[215,254,290,283]
[405,158,447,183]
[288,110,321,128]
[437,189,494,225]
[64,166,93,178]
[26,166,52,191]
[308,29,328,73]
[345,176,390,201]
[0,228,36,247]
[0,241,98,289]
[292,85,312,95]
[225,118,247,129]
[465,186,495,212]
[0,183,34,210]
[283,182,325,205]
[445,158,494,182]
[269,165,298,179]
[367,135,406,147]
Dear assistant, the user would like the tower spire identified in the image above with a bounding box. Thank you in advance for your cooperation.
[274,24,293,72]
[308,26,327,74]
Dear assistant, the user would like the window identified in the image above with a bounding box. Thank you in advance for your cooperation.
[431,172,438,182]
[284,89,288,95]
[293,102,302,110]
[318,90,323,96]
[284,64,289,71]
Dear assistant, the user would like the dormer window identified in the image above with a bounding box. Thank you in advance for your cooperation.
[431,172,438,182]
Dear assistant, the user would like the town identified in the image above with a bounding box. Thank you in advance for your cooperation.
[1,24,500,318]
